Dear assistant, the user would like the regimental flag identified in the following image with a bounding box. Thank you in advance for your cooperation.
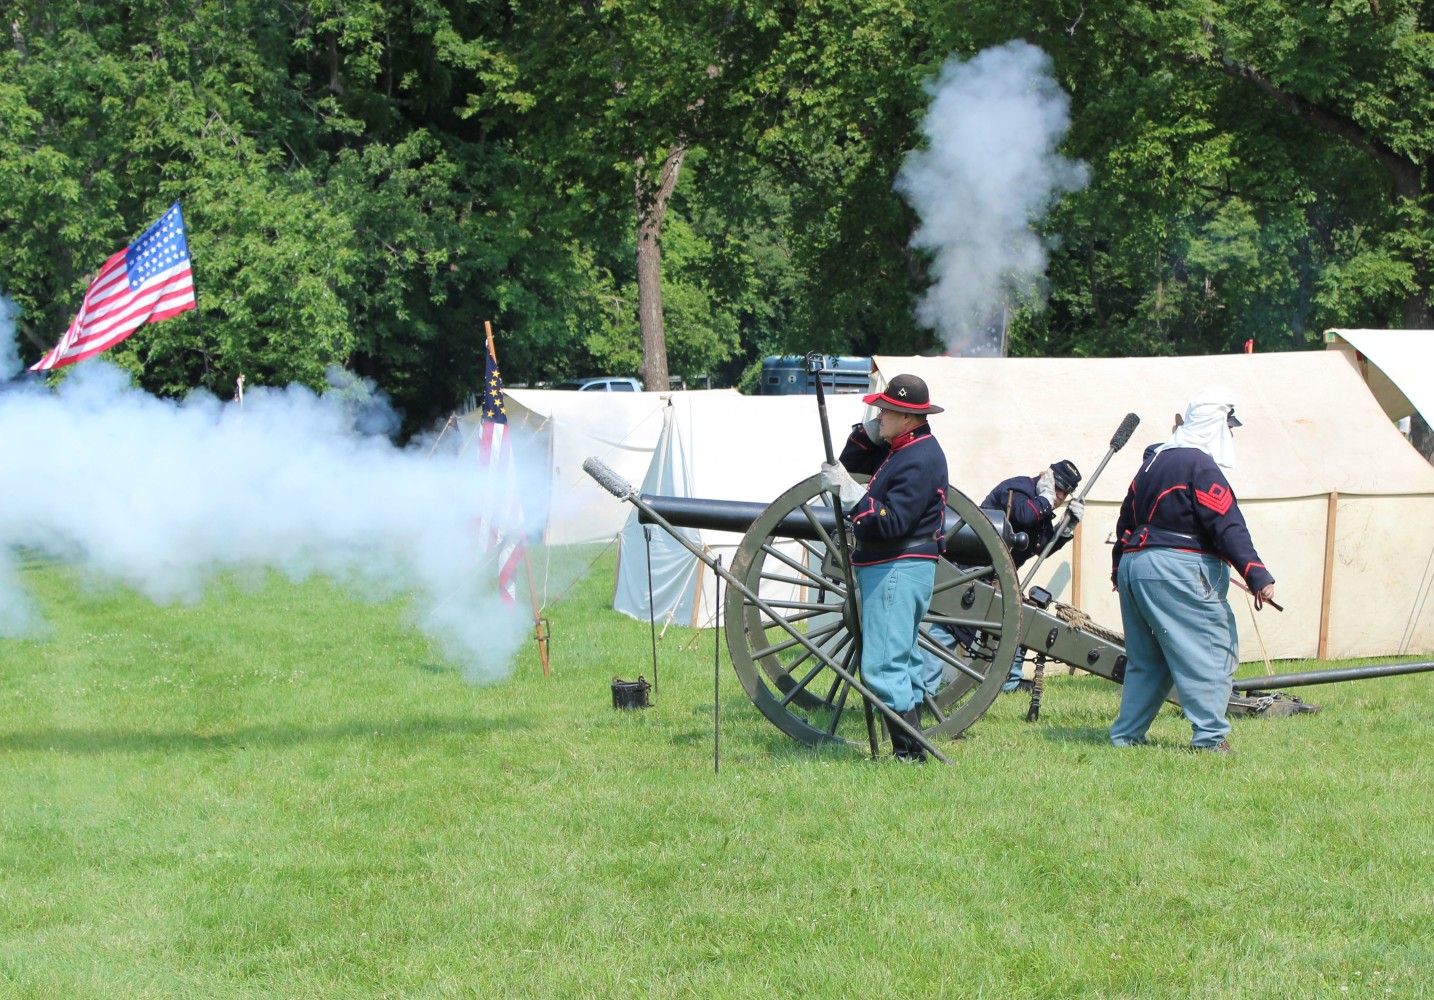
[31,203,197,372]
[475,340,525,605]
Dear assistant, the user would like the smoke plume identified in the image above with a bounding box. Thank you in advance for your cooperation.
[0,298,539,683]
[894,41,1089,355]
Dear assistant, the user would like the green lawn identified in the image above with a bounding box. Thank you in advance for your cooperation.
[1,547,1430,998]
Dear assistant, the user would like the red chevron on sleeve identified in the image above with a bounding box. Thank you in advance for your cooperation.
[1195,482,1234,515]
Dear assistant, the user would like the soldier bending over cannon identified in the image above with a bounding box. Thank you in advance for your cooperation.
[979,459,1084,691]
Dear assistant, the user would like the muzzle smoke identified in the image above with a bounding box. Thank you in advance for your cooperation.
[0,294,539,683]
[894,41,1088,355]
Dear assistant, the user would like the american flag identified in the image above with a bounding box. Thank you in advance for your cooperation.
[475,341,525,605]
[30,203,196,372]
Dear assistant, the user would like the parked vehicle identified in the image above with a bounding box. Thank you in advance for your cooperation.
[553,376,642,392]
[756,355,872,395]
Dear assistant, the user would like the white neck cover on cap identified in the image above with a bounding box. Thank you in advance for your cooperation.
[1148,385,1238,470]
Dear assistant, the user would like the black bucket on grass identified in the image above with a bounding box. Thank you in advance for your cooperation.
[611,676,652,710]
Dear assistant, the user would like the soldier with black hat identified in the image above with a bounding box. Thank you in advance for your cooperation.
[820,374,948,762]
[976,459,1084,691]
[981,459,1085,573]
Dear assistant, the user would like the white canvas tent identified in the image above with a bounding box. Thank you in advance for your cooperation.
[611,393,868,629]
[872,352,1434,661]
[1323,329,1434,429]
[458,389,740,545]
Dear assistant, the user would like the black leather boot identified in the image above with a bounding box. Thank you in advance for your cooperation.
[893,707,926,763]
[888,714,908,759]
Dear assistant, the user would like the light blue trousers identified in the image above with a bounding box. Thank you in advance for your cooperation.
[920,623,955,695]
[855,559,936,713]
[921,625,1024,693]
[1111,548,1238,748]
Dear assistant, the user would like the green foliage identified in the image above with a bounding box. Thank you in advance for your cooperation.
[986,0,1434,356]
[3,0,1434,423]
[746,0,941,355]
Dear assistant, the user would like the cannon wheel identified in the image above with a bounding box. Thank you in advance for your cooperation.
[723,474,1022,752]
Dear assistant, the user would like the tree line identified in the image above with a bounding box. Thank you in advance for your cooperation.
[2,0,1430,435]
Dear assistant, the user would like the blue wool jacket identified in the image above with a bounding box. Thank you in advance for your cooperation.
[1112,446,1274,590]
[838,423,948,566]
[979,474,1069,569]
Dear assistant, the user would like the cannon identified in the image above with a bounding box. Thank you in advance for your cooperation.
[582,458,1434,762]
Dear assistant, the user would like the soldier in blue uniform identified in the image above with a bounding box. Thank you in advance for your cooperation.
[821,374,948,762]
[1110,386,1276,752]
[979,460,1084,691]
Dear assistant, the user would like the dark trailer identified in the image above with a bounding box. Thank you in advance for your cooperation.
[758,355,872,396]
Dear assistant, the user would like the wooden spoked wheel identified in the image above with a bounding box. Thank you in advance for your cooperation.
[722,474,1022,752]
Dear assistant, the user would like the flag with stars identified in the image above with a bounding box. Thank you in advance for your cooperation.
[31,202,197,371]
[475,340,524,605]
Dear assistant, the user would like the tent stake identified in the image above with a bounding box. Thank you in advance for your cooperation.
[645,526,658,704]
[713,555,722,774]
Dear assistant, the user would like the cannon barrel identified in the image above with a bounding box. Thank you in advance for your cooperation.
[638,494,1026,566]
[1232,660,1434,692]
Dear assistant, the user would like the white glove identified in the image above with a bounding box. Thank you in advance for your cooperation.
[820,461,864,508]
[862,415,883,444]
[1036,468,1057,507]
[1066,497,1085,522]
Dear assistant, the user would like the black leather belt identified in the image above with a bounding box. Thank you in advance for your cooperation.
[1128,525,1205,548]
[857,536,935,556]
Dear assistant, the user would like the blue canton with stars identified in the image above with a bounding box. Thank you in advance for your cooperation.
[481,349,508,425]
[124,204,191,291]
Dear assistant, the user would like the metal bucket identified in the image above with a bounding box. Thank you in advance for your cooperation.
[611,676,652,710]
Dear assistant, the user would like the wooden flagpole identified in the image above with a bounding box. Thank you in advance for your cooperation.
[485,320,551,677]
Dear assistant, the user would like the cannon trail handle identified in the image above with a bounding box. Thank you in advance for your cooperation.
[1019,412,1140,593]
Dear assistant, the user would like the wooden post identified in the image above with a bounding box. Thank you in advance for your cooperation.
[1318,491,1338,660]
[485,320,551,677]
[1071,521,1083,609]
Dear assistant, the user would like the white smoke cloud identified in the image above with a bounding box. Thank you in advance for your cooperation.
[0,301,542,683]
[894,41,1089,355]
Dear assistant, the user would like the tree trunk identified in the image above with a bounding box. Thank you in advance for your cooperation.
[1207,54,1433,325]
[1391,158,1431,328]
[635,143,686,392]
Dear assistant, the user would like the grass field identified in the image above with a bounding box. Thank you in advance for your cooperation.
[1,546,1431,998]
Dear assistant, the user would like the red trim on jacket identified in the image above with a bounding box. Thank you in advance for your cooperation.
[1195,482,1234,515]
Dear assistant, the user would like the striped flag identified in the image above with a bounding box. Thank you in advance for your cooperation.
[475,340,524,605]
[30,203,196,372]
